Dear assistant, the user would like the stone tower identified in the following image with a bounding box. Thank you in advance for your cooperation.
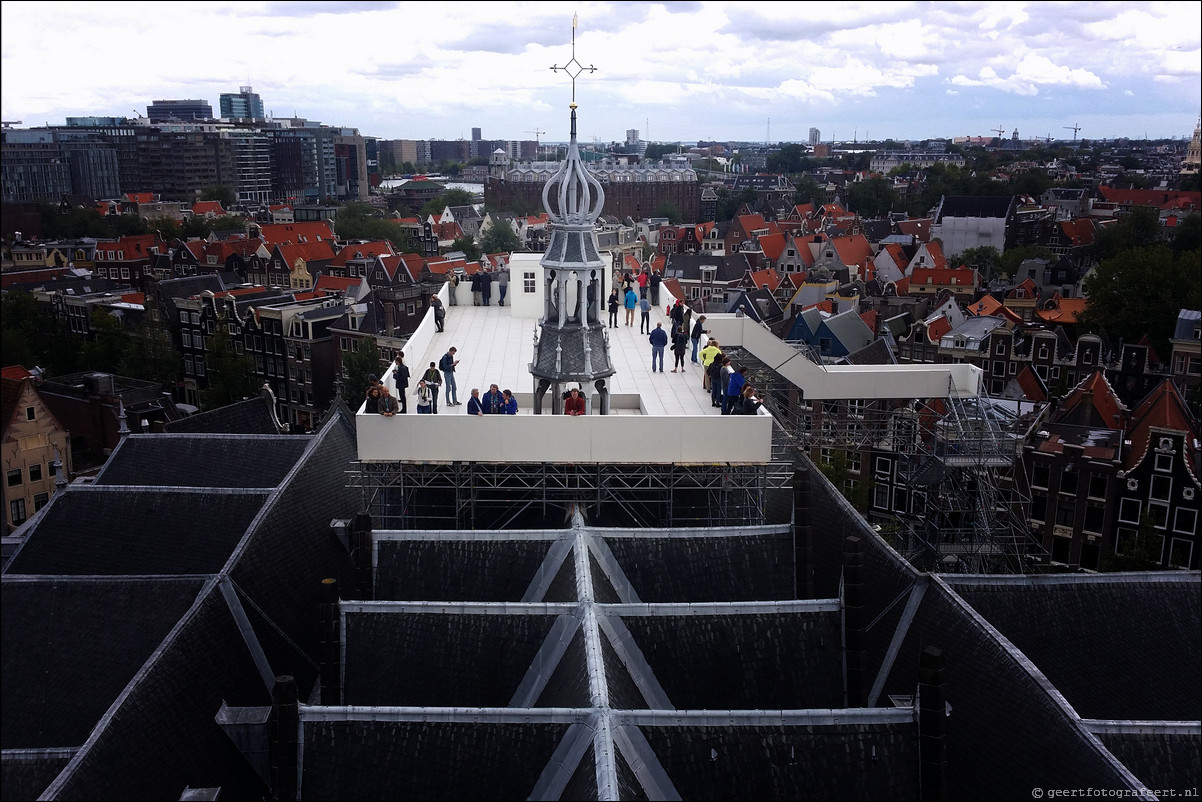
[528,19,615,415]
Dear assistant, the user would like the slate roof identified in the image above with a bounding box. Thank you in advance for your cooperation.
[944,574,1201,721]
[165,393,286,434]
[1,407,361,801]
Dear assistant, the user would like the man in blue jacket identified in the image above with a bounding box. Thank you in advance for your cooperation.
[723,366,747,415]
[649,322,668,373]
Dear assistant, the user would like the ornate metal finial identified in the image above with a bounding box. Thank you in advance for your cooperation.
[549,13,596,105]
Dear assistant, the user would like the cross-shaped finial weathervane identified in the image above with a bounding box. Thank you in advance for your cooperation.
[550,14,596,105]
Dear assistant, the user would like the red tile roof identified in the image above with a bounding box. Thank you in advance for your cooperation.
[1059,218,1097,247]
[909,267,977,290]
[330,241,394,267]
[123,192,155,204]
[925,315,952,344]
[314,275,360,295]
[1036,296,1087,324]
[1014,365,1047,403]
[1,366,32,381]
[258,221,336,246]
[1096,187,1202,211]
[896,218,933,243]
[1124,380,1200,473]
[829,234,874,269]
[191,201,226,216]
[859,309,878,334]
[1057,371,1126,430]
[748,268,781,292]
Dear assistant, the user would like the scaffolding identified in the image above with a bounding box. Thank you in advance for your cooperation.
[727,343,1041,574]
[349,457,795,531]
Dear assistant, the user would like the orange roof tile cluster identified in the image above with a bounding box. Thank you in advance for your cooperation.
[314,275,360,295]
[330,241,394,267]
[1,366,33,381]
[748,268,781,292]
[1097,187,1202,211]
[191,201,226,216]
[275,241,337,266]
[1059,218,1097,248]
[924,315,952,344]
[123,192,155,204]
[1057,371,1126,429]
[1036,295,1087,324]
[909,267,977,289]
[258,221,335,246]
[829,234,874,269]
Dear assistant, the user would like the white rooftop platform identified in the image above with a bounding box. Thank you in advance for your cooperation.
[356,253,983,465]
[357,258,773,464]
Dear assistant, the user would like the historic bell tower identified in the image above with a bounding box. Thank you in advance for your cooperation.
[528,17,615,414]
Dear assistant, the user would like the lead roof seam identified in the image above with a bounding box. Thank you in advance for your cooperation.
[525,719,597,801]
[867,579,928,708]
[507,613,580,708]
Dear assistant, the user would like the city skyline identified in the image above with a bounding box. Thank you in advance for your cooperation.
[2,1,1200,145]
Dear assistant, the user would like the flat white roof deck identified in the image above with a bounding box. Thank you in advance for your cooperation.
[357,276,774,464]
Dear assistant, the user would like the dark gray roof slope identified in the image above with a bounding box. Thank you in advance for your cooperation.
[94,434,309,488]
[166,394,285,434]
[5,488,269,575]
[944,574,1202,721]
[1,577,206,749]
[1096,730,1201,792]
[0,408,361,801]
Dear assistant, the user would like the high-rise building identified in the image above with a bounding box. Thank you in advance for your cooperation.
[219,86,265,121]
[809,127,821,146]
[146,99,213,123]
[626,128,640,147]
[471,127,482,142]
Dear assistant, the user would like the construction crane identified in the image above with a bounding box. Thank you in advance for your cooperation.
[1064,123,1081,142]
[525,129,546,158]
[1,120,23,128]
[991,125,1006,139]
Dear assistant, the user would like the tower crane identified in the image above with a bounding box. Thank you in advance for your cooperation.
[1064,123,1081,142]
[991,125,1006,139]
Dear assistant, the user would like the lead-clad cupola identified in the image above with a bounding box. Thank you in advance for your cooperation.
[528,17,615,415]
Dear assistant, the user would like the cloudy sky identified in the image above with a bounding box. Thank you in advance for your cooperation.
[2,1,1199,145]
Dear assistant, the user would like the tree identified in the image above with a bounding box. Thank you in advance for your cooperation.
[654,199,683,224]
[201,185,236,210]
[334,202,413,252]
[1170,212,1201,254]
[82,309,132,374]
[419,188,476,219]
[120,319,180,388]
[845,177,897,219]
[200,324,256,410]
[479,221,522,254]
[1077,245,1202,356]
[339,337,381,407]
[793,177,827,207]
[999,244,1055,282]
[451,235,480,261]
[1093,206,1164,262]
[956,245,1003,283]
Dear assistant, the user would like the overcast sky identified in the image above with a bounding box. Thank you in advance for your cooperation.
[2,1,1199,145]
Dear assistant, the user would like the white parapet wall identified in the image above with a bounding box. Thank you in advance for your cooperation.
[356,410,774,464]
[705,314,982,400]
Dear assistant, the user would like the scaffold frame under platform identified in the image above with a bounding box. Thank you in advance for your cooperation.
[349,454,795,531]
[724,343,1041,574]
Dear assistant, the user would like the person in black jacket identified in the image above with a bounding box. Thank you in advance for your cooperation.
[607,289,620,328]
[392,353,411,413]
[670,325,688,372]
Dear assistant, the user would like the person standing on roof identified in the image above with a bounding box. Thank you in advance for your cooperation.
[624,287,638,327]
[638,294,652,334]
[649,322,668,373]
[496,266,509,306]
[438,347,460,406]
[649,268,662,306]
